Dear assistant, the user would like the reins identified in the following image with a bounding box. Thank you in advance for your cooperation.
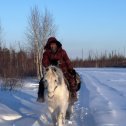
[46,85,58,99]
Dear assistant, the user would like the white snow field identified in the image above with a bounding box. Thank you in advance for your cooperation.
[0,68,126,126]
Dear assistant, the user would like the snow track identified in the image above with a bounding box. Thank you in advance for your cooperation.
[79,68,126,126]
[0,68,126,126]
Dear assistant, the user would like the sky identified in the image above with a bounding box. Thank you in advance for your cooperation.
[0,0,126,59]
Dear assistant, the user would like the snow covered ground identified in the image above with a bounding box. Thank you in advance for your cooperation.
[0,68,126,126]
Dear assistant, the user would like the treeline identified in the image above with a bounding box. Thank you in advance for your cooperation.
[0,46,36,78]
[72,51,126,68]
[0,45,126,78]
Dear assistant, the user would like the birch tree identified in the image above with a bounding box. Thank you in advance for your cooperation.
[26,7,56,79]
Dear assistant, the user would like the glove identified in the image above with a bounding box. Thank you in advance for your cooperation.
[69,69,76,75]
[50,59,58,66]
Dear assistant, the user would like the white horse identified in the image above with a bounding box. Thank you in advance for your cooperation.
[43,65,73,126]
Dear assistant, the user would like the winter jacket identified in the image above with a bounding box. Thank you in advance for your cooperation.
[42,47,73,74]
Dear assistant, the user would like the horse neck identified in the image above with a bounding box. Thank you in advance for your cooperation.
[60,77,67,88]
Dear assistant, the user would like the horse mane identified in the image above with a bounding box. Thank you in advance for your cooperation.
[45,65,64,84]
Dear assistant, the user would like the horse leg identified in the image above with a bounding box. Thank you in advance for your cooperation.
[51,114,57,126]
[66,110,70,120]
[57,104,68,126]
[48,107,56,126]
[65,103,73,120]
[57,112,65,126]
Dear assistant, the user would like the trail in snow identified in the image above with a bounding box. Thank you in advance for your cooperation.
[0,68,126,126]
[78,68,126,126]
[0,74,92,126]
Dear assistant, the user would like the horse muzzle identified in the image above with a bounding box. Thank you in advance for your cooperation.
[48,93,54,99]
[47,85,58,99]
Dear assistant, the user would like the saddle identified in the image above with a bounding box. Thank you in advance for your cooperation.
[64,71,81,92]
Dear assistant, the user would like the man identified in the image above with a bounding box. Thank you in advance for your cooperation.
[37,37,77,102]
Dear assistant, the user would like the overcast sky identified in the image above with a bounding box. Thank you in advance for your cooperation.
[0,0,126,59]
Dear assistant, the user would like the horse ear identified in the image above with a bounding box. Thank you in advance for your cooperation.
[58,76,62,84]
[43,67,48,76]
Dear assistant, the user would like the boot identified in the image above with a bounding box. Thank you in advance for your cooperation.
[37,78,45,103]
[71,92,78,103]
[37,94,45,103]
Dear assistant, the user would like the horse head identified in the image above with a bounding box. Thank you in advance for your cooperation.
[43,66,63,98]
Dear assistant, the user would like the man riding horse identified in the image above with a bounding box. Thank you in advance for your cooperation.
[37,37,78,102]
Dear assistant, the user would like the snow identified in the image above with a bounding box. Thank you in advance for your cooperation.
[0,68,126,126]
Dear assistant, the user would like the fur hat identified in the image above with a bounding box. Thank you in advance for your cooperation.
[45,37,62,49]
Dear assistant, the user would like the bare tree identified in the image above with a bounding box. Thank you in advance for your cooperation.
[0,20,3,47]
[26,6,56,79]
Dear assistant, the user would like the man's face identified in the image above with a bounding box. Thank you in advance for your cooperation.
[50,43,58,53]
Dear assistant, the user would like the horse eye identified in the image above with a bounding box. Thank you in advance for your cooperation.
[53,68,57,72]
[46,68,49,71]
[44,79,47,83]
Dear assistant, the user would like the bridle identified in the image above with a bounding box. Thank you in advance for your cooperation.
[45,85,58,99]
